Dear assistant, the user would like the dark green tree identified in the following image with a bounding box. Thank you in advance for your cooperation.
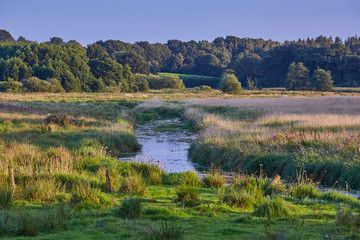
[0,30,15,42]
[86,44,109,59]
[285,62,310,90]
[312,68,333,91]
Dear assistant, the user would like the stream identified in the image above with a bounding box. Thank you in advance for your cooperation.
[121,118,360,199]
[120,118,197,173]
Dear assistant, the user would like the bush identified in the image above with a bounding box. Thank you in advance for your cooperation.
[148,221,185,240]
[175,185,199,207]
[22,77,64,92]
[114,198,143,219]
[0,78,23,93]
[135,78,150,92]
[89,78,105,92]
[219,74,242,94]
[148,75,185,90]
[253,197,295,218]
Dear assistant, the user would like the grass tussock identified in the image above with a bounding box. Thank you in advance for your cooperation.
[114,198,143,219]
[253,197,296,218]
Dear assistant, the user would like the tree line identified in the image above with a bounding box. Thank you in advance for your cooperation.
[0,29,359,92]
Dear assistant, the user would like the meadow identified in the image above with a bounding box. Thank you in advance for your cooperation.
[0,89,360,239]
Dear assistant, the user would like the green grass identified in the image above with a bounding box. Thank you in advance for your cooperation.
[1,93,360,239]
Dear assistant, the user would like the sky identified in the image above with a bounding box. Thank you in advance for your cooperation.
[0,0,359,46]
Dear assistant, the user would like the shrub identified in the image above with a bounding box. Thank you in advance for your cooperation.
[148,221,185,240]
[114,198,143,219]
[135,78,150,92]
[219,74,242,95]
[44,114,76,127]
[192,85,212,91]
[89,78,105,92]
[253,197,295,218]
[119,172,146,196]
[175,185,199,207]
[148,75,185,90]
[0,78,23,93]
[22,77,64,93]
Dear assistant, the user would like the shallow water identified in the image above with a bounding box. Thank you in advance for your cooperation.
[121,118,197,173]
[121,118,360,198]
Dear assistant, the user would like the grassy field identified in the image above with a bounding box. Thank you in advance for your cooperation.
[0,90,360,239]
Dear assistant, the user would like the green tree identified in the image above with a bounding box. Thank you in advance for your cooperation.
[0,30,15,42]
[312,68,333,91]
[285,62,310,90]
[114,51,150,74]
[0,78,23,93]
[219,74,242,94]
[86,44,109,59]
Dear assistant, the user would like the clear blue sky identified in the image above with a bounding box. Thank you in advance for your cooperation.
[0,0,359,45]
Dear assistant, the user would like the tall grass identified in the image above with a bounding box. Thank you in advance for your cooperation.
[186,97,360,189]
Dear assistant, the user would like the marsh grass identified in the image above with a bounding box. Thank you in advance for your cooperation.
[0,187,13,210]
[147,221,185,240]
[187,97,360,189]
[119,172,147,196]
[253,197,296,218]
[175,185,199,207]
[114,197,143,219]
[1,93,360,239]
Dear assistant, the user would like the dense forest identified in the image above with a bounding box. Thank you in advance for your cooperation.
[0,29,359,92]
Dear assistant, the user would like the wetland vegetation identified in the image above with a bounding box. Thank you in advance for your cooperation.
[0,90,360,239]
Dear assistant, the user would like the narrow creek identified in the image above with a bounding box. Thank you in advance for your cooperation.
[121,118,197,173]
[121,118,360,199]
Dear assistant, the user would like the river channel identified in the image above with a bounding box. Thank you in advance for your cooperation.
[122,118,197,173]
[122,118,360,199]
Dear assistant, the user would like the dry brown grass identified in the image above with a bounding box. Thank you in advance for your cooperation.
[183,96,360,115]
[1,89,360,102]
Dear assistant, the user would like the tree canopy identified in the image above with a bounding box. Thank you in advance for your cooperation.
[0,30,359,92]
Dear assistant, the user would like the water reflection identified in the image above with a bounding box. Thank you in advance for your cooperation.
[123,119,197,173]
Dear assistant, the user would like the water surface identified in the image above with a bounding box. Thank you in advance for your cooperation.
[123,118,197,173]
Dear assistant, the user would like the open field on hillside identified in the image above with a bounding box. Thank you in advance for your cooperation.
[0,92,360,239]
